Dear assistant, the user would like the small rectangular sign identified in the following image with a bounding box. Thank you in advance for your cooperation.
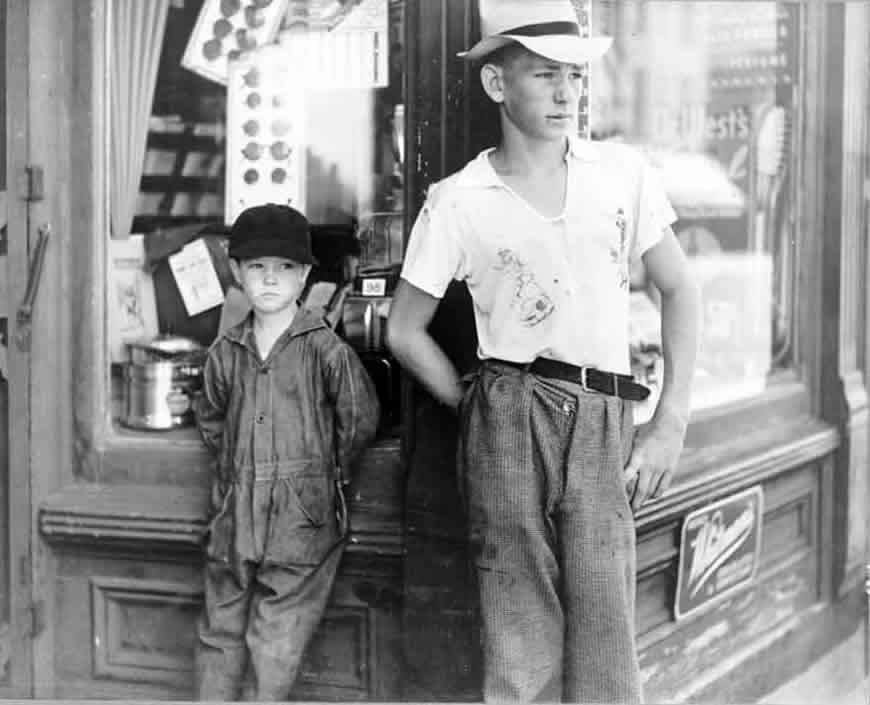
[361,277,387,297]
[168,238,225,317]
[674,485,763,620]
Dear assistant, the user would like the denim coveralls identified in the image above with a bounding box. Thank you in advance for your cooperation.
[194,308,379,700]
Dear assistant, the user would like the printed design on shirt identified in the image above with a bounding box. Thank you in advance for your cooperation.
[609,207,629,290]
[495,248,555,326]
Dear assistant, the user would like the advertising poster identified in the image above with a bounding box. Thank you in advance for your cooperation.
[108,235,160,363]
[675,486,764,620]
[690,252,772,410]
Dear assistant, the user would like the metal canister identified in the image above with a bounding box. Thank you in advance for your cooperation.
[122,337,205,431]
[123,359,204,431]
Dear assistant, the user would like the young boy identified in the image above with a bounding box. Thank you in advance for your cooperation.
[194,203,380,701]
[387,1,700,703]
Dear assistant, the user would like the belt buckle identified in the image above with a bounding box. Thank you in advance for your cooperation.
[579,366,590,393]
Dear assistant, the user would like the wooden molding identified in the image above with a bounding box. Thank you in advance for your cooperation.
[40,480,404,559]
[40,485,208,553]
[636,415,836,530]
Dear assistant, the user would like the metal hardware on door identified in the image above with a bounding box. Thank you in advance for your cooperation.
[18,165,44,202]
[15,224,51,352]
[25,598,45,639]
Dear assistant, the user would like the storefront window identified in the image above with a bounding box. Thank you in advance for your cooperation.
[108,0,405,433]
[591,2,801,415]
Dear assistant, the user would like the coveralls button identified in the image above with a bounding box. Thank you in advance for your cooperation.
[562,401,573,414]
[256,413,265,424]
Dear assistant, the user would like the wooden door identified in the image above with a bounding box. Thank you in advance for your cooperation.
[0,0,38,694]
[401,1,495,700]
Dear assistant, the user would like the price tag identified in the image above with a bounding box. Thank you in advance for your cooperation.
[361,277,386,297]
[168,238,225,317]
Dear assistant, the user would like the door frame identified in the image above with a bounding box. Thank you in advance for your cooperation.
[3,0,34,694]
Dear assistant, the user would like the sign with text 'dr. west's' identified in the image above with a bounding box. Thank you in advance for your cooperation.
[675,485,763,620]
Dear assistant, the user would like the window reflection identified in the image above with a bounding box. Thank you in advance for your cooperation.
[592,2,799,413]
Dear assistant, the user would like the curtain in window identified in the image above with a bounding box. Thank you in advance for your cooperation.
[110,0,170,238]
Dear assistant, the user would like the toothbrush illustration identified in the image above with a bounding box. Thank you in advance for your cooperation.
[752,104,788,253]
[752,103,792,363]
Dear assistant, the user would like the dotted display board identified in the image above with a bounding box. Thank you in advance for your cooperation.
[225,43,307,223]
[181,0,290,85]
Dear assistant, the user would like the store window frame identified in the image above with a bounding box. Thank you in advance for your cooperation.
[74,0,415,487]
[620,0,840,501]
[74,0,835,490]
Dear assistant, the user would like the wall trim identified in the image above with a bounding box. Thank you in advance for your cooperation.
[39,483,403,558]
[637,415,837,529]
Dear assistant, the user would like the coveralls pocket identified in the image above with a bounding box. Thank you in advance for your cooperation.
[204,482,235,563]
[265,461,340,567]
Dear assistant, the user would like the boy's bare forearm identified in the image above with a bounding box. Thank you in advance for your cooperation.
[389,328,464,411]
[653,277,700,430]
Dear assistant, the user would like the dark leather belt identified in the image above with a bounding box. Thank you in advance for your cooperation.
[488,357,650,402]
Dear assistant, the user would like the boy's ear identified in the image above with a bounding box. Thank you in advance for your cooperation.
[229,258,241,285]
[480,63,505,104]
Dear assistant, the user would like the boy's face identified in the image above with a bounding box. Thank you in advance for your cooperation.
[230,256,310,316]
[482,48,583,142]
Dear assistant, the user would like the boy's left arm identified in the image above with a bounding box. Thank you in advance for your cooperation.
[625,226,701,511]
[325,342,381,484]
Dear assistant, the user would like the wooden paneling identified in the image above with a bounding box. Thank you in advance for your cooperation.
[43,432,405,699]
[90,577,201,686]
[637,462,822,703]
[293,572,403,701]
[51,551,402,700]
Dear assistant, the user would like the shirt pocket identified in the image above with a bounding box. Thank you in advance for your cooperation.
[265,460,340,566]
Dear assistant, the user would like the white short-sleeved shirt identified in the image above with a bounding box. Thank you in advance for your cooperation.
[400,136,677,374]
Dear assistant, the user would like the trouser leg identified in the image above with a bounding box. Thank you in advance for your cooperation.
[460,367,568,702]
[246,541,344,701]
[559,393,642,704]
[196,559,255,701]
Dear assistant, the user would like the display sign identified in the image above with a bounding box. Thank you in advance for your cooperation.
[675,486,764,620]
[108,235,159,363]
[278,0,390,89]
[690,252,772,410]
[181,0,290,85]
[167,238,226,317]
[225,43,308,223]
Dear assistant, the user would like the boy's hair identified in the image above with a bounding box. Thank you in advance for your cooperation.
[480,41,528,68]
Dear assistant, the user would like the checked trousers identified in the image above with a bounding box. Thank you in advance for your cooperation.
[458,361,642,703]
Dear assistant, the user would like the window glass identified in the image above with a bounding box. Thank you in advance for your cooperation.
[591,2,800,416]
[108,0,405,432]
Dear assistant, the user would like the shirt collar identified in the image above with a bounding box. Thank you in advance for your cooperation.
[456,135,599,189]
[222,304,327,349]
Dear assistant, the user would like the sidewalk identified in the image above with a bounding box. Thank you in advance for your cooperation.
[759,630,867,705]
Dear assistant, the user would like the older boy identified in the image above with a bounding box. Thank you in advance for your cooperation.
[386,1,700,702]
[195,203,380,700]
